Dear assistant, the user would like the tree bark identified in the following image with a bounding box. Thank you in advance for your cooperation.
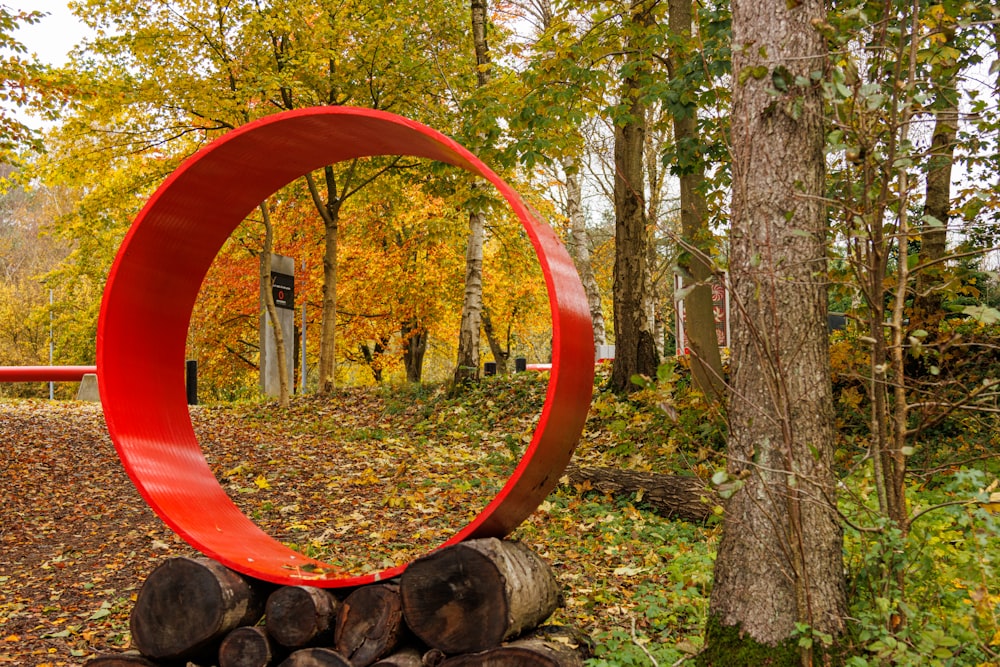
[372,647,423,667]
[454,0,492,387]
[401,319,428,383]
[219,626,284,667]
[666,0,725,402]
[400,538,560,655]
[701,0,847,661]
[454,210,486,385]
[564,466,712,522]
[563,156,606,350]
[914,27,959,322]
[265,586,340,649]
[609,0,660,394]
[482,306,510,374]
[335,583,407,666]
[439,626,591,667]
[307,168,343,394]
[278,648,352,667]
[129,557,267,661]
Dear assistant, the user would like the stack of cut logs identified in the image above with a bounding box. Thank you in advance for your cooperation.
[86,538,591,667]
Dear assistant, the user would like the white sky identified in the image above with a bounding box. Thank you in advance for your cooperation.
[7,1,89,66]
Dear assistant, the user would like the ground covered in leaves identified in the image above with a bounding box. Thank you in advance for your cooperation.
[1,374,715,666]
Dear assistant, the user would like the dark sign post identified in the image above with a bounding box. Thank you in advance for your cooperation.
[260,255,296,397]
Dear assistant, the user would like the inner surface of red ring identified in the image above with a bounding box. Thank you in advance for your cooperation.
[96,107,594,587]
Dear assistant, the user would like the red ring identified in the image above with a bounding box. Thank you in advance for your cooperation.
[96,107,594,587]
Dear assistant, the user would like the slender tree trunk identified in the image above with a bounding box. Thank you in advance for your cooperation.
[609,0,659,393]
[401,319,427,383]
[482,306,511,374]
[700,0,846,661]
[914,28,958,322]
[667,0,725,401]
[563,157,606,349]
[307,167,342,394]
[260,204,290,408]
[454,0,492,386]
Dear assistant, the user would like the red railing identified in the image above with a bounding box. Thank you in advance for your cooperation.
[0,366,97,382]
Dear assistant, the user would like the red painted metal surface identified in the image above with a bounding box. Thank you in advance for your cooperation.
[96,107,594,587]
[0,366,97,382]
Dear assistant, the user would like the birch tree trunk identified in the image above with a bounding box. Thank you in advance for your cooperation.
[453,0,492,386]
[700,0,846,661]
[563,157,606,349]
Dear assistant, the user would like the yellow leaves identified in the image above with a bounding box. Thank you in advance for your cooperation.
[253,474,271,490]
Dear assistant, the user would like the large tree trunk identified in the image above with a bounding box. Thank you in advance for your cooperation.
[563,157,606,350]
[914,27,959,322]
[608,0,659,394]
[666,0,724,402]
[400,538,560,655]
[700,0,846,662]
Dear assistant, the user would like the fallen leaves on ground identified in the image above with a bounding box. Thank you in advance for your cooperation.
[1,375,714,665]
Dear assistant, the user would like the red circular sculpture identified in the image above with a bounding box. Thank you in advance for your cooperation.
[96,107,594,587]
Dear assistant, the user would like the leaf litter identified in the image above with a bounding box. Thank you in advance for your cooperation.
[1,374,714,665]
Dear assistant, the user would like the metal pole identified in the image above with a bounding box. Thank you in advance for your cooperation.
[49,289,54,400]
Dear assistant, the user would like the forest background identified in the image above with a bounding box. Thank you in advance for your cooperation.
[2,0,1000,665]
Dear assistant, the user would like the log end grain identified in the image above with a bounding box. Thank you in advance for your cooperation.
[130,557,266,660]
[219,625,281,667]
[334,582,405,665]
[265,585,339,649]
[400,539,559,655]
[278,647,353,667]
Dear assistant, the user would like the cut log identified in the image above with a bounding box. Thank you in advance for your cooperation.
[219,625,284,667]
[438,626,592,667]
[265,585,340,648]
[564,465,713,522]
[278,647,352,667]
[371,647,423,667]
[400,538,560,654]
[84,653,159,666]
[130,557,268,661]
[334,582,406,666]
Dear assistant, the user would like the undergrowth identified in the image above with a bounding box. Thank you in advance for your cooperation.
[208,364,1000,665]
